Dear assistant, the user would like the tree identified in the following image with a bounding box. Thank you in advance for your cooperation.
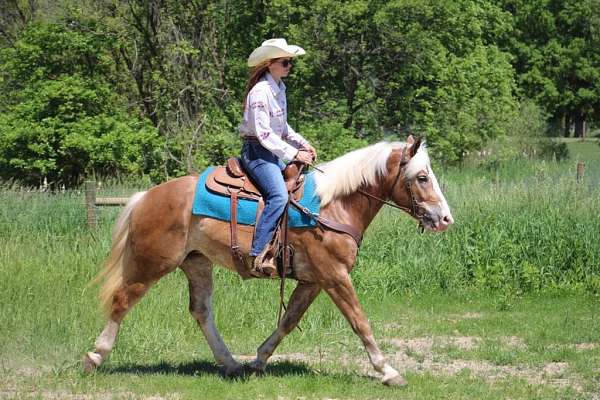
[498,0,600,137]
[266,0,518,162]
[0,0,38,46]
[0,23,162,186]
[85,0,268,174]
[374,0,517,162]
[0,0,539,182]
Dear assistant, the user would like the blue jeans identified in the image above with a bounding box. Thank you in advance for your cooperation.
[240,141,288,256]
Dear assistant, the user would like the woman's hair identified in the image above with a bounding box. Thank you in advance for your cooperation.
[242,59,273,111]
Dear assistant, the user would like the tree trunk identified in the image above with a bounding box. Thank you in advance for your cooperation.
[0,0,38,45]
[563,113,571,137]
[574,112,587,138]
[343,72,357,130]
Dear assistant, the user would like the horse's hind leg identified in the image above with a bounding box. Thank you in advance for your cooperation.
[250,281,321,372]
[83,280,152,372]
[180,253,242,376]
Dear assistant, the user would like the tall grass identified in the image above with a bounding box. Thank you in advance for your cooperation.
[1,158,599,308]
[1,155,599,398]
[0,184,346,365]
[1,157,599,321]
[353,156,600,295]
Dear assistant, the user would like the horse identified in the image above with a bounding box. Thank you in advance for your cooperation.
[83,136,453,386]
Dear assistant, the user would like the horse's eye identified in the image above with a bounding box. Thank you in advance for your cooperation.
[417,175,429,183]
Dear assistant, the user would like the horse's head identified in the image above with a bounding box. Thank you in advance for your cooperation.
[386,136,454,232]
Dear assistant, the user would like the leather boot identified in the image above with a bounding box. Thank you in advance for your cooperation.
[251,247,277,278]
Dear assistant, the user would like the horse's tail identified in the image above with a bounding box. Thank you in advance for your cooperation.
[93,191,146,316]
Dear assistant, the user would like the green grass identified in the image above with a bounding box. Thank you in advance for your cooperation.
[1,157,599,399]
[564,139,600,162]
[1,277,597,399]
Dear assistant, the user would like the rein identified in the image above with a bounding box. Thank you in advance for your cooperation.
[308,150,424,225]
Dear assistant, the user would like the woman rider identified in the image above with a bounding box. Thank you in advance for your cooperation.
[239,38,316,277]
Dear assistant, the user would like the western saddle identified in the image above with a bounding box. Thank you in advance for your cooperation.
[205,157,306,280]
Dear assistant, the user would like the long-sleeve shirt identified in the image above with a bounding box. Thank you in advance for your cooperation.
[239,72,308,163]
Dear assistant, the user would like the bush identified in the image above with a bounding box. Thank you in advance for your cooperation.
[420,46,519,163]
[192,111,241,173]
[538,140,569,161]
[0,100,163,186]
[0,24,163,187]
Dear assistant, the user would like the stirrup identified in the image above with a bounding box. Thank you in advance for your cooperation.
[251,249,277,278]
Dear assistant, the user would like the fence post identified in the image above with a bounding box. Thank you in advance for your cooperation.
[576,161,585,183]
[85,181,97,228]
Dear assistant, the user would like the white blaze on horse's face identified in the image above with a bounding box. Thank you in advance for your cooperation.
[402,145,454,232]
[409,166,454,232]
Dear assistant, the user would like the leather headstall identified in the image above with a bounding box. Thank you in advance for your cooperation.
[341,146,427,231]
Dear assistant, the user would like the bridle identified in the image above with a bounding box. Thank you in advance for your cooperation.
[359,160,420,217]
[309,148,427,229]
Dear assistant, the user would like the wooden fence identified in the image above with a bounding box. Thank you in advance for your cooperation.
[85,181,129,228]
[576,161,585,183]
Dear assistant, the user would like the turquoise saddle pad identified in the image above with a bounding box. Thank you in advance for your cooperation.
[192,166,320,228]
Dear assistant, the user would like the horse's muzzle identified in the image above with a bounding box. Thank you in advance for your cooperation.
[433,213,453,232]
[421,206,454,232]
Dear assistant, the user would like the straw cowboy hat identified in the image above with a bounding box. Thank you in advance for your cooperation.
[247,38,306,67]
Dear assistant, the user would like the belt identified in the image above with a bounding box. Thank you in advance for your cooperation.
[242,136,260,143]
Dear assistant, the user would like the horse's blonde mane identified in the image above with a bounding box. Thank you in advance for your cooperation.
[314,141,429,206]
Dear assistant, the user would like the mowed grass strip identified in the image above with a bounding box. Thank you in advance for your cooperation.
[2,285,597,399]
[1,157,599,399]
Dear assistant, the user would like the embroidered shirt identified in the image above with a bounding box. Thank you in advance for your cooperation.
[239,73,308,162]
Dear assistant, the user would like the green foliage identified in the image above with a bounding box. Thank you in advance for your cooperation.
[269,0,519,162]
[298,120,368,162]
[497,0,600,136]
[0,23,161,186]
[372,1,517,162]
[191,111,241,173]
[509,99,549,138]
[419,45,518,163]
[0,22,114,95]
[463,100,557,169]
[1,0,599,184]
[538,140,569,161]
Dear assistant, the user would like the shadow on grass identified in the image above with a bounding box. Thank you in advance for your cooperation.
[102,359,315,380]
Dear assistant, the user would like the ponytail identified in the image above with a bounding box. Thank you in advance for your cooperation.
[242,60,272,111]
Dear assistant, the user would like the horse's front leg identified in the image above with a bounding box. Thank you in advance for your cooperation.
[250,281,321,372]
[324,273,407,386]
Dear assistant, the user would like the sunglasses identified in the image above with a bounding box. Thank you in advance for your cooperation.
[277,59,293,67]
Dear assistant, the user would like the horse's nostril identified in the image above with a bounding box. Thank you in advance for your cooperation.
[443,215,454,225]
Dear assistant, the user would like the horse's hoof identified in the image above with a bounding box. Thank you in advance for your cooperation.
[223,363,244,378]
[383,374,407,387]
[247,359,266,375]
[82,352,101,374]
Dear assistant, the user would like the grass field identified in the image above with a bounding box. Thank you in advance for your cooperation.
[564,139,600,164]
[1,144,599,399]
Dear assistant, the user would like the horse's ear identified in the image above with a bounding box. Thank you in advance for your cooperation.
[407,136,422,157]
[411,137,422,157]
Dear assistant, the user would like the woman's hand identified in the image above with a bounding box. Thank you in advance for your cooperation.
[302,144,317,161]
[295,149,314,164]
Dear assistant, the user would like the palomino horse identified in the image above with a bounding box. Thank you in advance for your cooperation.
[83,136,453,386]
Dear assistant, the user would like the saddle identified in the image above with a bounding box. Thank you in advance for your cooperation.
[205,158,306,279]
[205,157,305,201]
